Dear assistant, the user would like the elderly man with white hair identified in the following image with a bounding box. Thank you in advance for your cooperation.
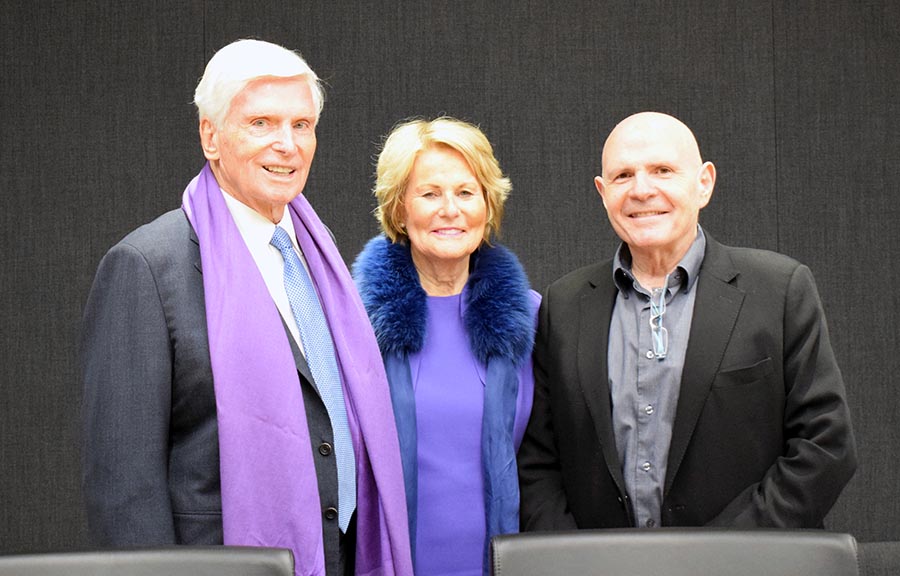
[81,39,412,576]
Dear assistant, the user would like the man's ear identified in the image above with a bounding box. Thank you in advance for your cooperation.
[697,161,716,208]
[199,118,219,161]
[594,175,608,209]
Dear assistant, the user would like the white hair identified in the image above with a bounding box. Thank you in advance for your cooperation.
[193,39,324,127]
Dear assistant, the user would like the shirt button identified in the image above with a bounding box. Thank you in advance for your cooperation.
[644,405,654,415]
[645,350,655,359]
[318,442,333,456]
[646,519,656,528]
[324,507,338,521]
[642,462,652,472]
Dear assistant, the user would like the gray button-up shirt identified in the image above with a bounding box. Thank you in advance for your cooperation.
[608,227,706,528]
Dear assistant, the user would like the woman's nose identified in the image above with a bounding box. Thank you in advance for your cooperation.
[439,193,459,216]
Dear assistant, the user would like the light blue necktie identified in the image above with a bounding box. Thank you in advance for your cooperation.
[270,226,356,532]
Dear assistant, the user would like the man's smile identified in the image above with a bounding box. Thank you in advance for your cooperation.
[263,165,295,174]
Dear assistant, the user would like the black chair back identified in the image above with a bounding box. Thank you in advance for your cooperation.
[491,529,859,576]
[0,546,294,576]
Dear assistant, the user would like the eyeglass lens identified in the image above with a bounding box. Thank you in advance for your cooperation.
[649,285,668,359]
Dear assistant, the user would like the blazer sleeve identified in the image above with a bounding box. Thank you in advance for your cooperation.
[513,289,542,448]
[708,264,857,528]
[81,241,177,545]
[517,290,579,531]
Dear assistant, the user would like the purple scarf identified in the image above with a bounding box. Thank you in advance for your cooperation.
[182,163,412,576]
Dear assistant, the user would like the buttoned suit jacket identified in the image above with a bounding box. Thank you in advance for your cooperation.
[517,233,856,530]
[81,209,343,573]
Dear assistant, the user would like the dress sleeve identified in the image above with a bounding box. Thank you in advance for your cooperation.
[513,289,541,448]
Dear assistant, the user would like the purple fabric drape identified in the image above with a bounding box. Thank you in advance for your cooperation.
[182,163,412,576]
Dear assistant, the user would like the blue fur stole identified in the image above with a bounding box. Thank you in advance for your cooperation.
[352,235,534,363]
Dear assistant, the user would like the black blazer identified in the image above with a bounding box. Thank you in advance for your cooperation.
[81,209,343,572]
[518,234,856,530]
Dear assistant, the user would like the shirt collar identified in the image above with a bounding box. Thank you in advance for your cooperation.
[221,190,299,251]
[613,225,707,297]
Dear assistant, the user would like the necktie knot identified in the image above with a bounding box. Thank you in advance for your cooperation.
[270,225,294,255]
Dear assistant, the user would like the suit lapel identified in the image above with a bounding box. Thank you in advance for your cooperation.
[188,216,202,275]
[664,237,744,494]
[577,264,629,491]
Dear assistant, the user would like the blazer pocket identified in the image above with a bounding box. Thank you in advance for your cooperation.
[713,357,774,388]
[173,510,223,544]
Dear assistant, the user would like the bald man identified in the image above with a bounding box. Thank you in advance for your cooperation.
[517,112,856,531]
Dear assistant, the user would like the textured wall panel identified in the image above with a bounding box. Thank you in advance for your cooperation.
[0,1,204,554]
[773,0,900,541]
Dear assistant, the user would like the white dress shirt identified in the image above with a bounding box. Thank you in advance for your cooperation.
[221,190,308,355]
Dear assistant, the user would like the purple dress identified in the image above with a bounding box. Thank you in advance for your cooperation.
[410,294,534,575]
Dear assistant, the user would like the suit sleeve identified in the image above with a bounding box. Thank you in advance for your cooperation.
[81,241,177,544]
[517,290,579,531]
[709,264,857,527]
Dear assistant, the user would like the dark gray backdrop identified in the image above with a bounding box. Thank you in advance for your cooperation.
[2,0,898,554]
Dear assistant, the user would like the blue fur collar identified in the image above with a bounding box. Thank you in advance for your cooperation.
[352,235,534,364]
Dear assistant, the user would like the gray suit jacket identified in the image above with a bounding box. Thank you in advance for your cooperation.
[81,209,345,573]
[518,233,857,530]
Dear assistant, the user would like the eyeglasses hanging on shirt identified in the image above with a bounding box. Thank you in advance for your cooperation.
[649,277,668,359]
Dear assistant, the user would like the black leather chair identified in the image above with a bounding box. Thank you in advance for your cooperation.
[0,546,294,576]
[491,529,859,576]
